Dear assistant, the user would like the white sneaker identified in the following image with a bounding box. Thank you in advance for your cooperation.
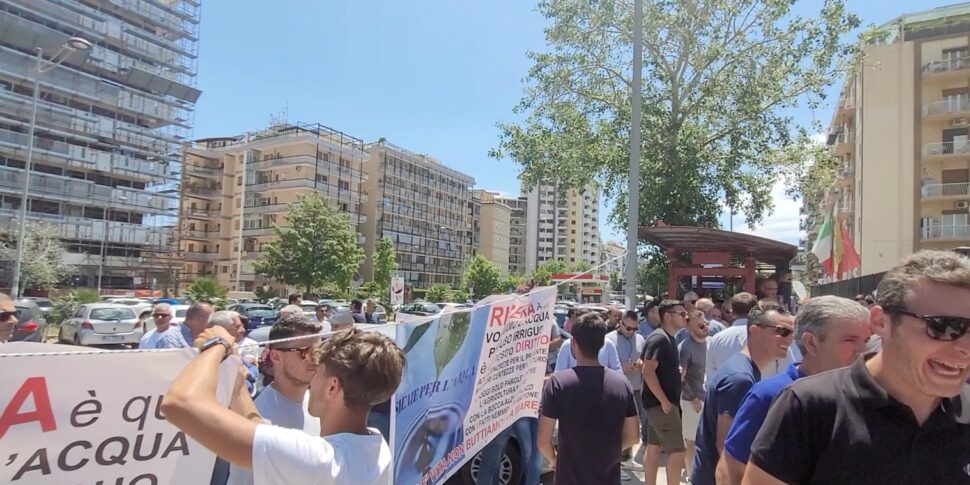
[622,459,644,471]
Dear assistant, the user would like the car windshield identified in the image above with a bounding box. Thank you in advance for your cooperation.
[175,309,187,318]
[33,300,51,308]
[14,306,33,322]
[90,308,136,320]
[300,304,317,311]
[246,309,275,318]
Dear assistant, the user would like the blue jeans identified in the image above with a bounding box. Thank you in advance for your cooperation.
[477,417,542,485]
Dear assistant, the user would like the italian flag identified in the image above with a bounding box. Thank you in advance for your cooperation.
[811,211,861,277]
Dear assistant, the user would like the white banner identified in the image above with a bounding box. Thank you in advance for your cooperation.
[0,343,235,485]
[391,277,405,306]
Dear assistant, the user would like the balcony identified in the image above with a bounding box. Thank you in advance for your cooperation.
[184,163,224,176]
[922,141,970,158]
[923,56,970,78]
[183,252,221,261]
[183,208,221,219]
[243,203,289,214]
[182,230,224,240]
[185,185,222,198]
[922,98,970,119]
[921,225,970,241]
[921,182,970,199]
[242,227,276,236]
[247,178,317,192]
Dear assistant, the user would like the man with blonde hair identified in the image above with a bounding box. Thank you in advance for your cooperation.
[744,251,970,484]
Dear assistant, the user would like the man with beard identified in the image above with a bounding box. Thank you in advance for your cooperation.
[743,251,970,484]
[679,309,710,478]
[227,315,323,485]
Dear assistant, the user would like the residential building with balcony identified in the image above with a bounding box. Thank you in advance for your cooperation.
[524,181,602,272]
[179,122,368,292]
[804,3,970,278]
[495,193,528,276]
[0,0,200,292]
[360,141,474,288]
[471,189,512,277]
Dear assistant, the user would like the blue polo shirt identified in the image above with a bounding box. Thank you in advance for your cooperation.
[723,362,805,464]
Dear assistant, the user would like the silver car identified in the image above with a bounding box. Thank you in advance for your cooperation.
[60,303,143,346]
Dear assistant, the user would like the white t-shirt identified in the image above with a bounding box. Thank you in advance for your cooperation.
[237,337,260,362]
[251,424,392,485]
[139,326,188,349]
[228,386,321,485]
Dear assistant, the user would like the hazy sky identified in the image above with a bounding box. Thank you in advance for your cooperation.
[193,0,938,246]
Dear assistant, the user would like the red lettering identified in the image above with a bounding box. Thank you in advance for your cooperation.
[489,306,506,327]
[0,376,57,439]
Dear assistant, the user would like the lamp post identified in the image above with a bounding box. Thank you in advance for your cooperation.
[625,0,643,310]
[9,37,92,297]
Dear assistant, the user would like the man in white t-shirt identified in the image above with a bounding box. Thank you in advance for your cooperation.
[227,315,323,485]
[162,325,406,485]
[140,303,189,349]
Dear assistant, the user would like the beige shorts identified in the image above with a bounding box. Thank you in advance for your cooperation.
[681,399,703,441]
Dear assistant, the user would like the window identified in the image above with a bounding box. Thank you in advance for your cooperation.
[237,176,242,186]
[221,266,228,274]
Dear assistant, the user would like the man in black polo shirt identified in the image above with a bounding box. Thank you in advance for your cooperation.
[744,250,970,484]
[640,299,689,485]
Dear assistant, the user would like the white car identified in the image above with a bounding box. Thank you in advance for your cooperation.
[170,304,192,326]
[60,303,143,346]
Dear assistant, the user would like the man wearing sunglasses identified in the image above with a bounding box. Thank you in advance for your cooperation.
[691,305,794,485]
[0,292,16,343]
[140,303,190,349]
[227,315,323,485]
[743,251,970,485]
[606,310,648,464]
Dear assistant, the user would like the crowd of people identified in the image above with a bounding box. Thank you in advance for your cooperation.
[537,249,970,485]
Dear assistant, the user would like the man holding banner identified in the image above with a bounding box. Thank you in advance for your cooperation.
[162,325,406,485]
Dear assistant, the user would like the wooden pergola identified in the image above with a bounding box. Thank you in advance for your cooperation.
[639,225,798,299]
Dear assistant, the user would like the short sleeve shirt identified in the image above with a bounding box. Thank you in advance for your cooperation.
[691,353,760,485]
[723,362,804,464]
[749,355,970,484]
[606,330,646,390]
[139,326,189,349]
[640,328,681,408]
[678,337,708,401]
[541,366,637,485]
[252,424,391,485]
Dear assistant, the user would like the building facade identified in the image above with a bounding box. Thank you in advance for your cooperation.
[360,141,474,288]
[472,189,512,277]
[496,193,528,276]
[180,122,368,292]
[0,0,201,292]
[805,3,970,279]
[524,181,602,272]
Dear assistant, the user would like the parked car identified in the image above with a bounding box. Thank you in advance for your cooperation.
[60,303,142,346]
[437,302,473,313]
[11,299,48,342]
[20,296,53,315]
[170,304,192,326]
[299,301,319,319]
[228,303,278,331]
[396,302,442,318]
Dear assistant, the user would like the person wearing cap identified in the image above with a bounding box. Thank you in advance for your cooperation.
[742,251,970,485]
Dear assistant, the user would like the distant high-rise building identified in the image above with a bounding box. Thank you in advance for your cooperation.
[524,181,601,271]
[179,122,368,292]
[495,193,528,276]
[471,189,511,277]
[360,141,475,288]
[0,0,201,292]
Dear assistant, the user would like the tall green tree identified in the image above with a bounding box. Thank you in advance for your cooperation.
[426,284,453,303]
[373,237,398,298]
[0,221,73,295]
[461,254,503,300]
[254,192,364,293]
[570,260,593,273]
[491,0,859,230]
[184,276,228,304]
[530,259,568,286]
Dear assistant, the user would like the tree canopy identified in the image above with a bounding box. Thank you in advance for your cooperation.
[0,221,73,295]
[462,254,503,299]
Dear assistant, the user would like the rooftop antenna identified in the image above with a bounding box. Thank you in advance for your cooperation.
[269,103,289,128]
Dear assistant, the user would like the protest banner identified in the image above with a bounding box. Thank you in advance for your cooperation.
[0,343,235,485]
[392,286,555,485]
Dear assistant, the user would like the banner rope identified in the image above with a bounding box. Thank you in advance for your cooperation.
[1,250,633,358]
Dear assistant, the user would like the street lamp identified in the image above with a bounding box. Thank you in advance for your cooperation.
[9,37,92,297]
[97,195,127,293]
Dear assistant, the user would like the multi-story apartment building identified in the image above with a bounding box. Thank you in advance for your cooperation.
[471,189,511,277]
[360,141,474,288]
[0,0,200,292]
[495,193,528,276]
[601,240,627,276]
[524,181,602,271]
[180,122,368,292]
[805,3,970,278]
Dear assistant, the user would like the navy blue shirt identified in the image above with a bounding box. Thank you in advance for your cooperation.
[691,353,761,485]
[724,362,805,464]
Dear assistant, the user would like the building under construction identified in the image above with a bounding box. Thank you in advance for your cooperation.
[0,0,201,293]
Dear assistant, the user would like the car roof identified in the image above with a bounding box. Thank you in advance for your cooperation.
[234,303,272,308]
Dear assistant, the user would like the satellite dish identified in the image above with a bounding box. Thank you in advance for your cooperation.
[792,281,808,303]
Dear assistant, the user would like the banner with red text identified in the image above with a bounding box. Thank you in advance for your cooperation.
[0,343,235,485]
[392,286,555,485]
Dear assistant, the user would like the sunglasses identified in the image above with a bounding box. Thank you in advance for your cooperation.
[890,309,970,341]
[274,345,314,360]
[0,311,15,322]
[622,325,638,332]
[677,311,689,318]
[755,324,794,338]
[153,313,171,318]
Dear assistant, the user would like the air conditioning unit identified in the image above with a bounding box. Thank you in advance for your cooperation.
[957,200,970,209]
[953,118,970,127]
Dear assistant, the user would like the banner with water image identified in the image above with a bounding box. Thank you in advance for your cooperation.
[392,286,556,485]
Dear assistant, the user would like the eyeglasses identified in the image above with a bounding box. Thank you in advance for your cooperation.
[622,325,638,332]
[274,345,314,360]
[888,309,970,341]
[153,313,171,318]
[0,311,16,322]
[755,324,794,338]
[677,311,689,318]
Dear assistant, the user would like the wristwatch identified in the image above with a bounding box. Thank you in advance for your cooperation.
[200,336,233,361]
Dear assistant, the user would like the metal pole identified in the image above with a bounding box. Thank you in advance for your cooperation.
[10,52,43,298]
[625,0,643,310]
[97,205,108,293]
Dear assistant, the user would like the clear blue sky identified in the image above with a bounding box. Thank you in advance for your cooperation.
[194,0,938,245]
